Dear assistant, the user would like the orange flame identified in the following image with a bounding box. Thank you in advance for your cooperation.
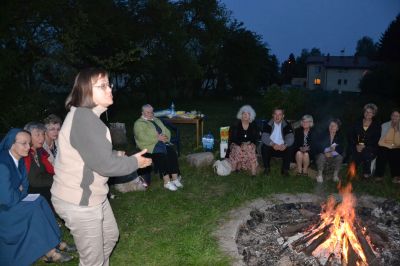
[347,162,357,181]
[309,174,374,265]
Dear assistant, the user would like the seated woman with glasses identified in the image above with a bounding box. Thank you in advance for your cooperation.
[43,114,62,165]
[293,115,315,176]
[134,104,183,191]
[0,129,72,265]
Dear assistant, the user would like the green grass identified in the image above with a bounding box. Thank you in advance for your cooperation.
[34,97,400,265]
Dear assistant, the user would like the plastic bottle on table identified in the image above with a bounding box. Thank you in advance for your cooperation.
[170,102,176,117]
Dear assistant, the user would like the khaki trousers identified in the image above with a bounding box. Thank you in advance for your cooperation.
[52,196,119,266]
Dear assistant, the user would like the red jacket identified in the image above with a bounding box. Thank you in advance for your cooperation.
[24,148,55,174]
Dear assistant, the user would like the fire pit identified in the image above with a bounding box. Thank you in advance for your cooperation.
[215,193,400,266]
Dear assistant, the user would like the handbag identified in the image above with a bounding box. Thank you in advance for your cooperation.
[213,159,232,176]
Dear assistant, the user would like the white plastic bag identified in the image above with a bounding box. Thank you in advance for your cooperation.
[213,159,232,176]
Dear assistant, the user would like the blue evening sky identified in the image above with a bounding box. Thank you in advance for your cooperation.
[220,0,400,63]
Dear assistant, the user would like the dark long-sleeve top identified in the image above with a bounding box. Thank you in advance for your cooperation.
[293,127,314,153]
[313,130,345,155]
[229,120,260,146]
[349,119,380,151]
[24,148,54,188]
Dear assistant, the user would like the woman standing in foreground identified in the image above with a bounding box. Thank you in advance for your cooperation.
[51,68,152,266]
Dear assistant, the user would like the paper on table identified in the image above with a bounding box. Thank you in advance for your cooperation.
[22,193,40,202]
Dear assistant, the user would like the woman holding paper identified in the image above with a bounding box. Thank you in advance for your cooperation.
[0,129,72,265]
[314,119,345,183]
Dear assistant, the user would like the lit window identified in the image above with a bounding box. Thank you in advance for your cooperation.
[314,78,321,85]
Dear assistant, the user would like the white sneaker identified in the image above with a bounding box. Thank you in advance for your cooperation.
[316,175,323,183]
[172,179,183,188]
[164,181,177,191]
[333,176,340,182]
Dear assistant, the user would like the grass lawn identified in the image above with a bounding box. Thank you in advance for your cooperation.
[34,97,400,265]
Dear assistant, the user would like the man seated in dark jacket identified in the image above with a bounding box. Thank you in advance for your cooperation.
[261,107,294,176]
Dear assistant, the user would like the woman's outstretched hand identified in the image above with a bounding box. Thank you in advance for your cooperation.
[133,149,152,168]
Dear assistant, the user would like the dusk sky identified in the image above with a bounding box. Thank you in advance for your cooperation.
[220,0,400,63]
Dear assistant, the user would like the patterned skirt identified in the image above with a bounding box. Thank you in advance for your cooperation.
[228,143,258,174]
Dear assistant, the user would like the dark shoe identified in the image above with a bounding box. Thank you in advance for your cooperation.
[281,170,290,176]
[296,172,302,176]
[264,168,270,176]
[44,251,73,263]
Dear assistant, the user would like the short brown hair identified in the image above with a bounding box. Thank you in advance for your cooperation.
[65,68,108,110]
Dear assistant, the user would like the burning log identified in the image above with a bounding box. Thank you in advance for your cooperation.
[343,237,360,266]
[354,223,378,265]
[291,222,329,248]
[368,231,387,249]
[299,208,318,219]
[302,228,332,255]
[281,221,314,237]
[323,253,335,266]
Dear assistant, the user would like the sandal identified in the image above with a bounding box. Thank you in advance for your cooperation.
[296,172,302,176]
[57,242,77,252]
[392,176,400,184]
[43,251,73,263]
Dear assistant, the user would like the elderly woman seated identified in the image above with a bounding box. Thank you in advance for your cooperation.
[293,115,315,176]
[227,105,260,176]
[0,129,72,265]
[43,114,62,165]
[23,122,55,206]
[314,119,345,183]
[134,104,183,191]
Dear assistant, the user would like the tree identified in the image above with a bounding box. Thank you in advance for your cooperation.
[280,53,296,84]
[377,14,400,62]
[294,48,322,78]
[360,14,400,101]
[217,21,278,96]
[355,36,377,59]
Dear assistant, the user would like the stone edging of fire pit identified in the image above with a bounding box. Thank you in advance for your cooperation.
[213,193,388,266]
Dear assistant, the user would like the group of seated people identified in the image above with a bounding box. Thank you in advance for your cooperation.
[0,115,76,265]
[1,98,399,264]
[225,104,400,183]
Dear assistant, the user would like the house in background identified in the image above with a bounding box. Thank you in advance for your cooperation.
[306,55,376,92]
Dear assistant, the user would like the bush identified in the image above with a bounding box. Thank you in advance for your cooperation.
[263,84,306,120]
[0,87,50,132]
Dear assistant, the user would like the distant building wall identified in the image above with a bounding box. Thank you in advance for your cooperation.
[325,69,365,92]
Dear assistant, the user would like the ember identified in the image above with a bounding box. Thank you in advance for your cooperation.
[235,193,400,266]
[289,162,378,265]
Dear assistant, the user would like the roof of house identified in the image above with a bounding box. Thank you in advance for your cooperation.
[306,55,376,69]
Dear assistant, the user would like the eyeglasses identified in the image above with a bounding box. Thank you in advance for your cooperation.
[47,127,61,132]
[93,83,114,91]
[15,142,31,147]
